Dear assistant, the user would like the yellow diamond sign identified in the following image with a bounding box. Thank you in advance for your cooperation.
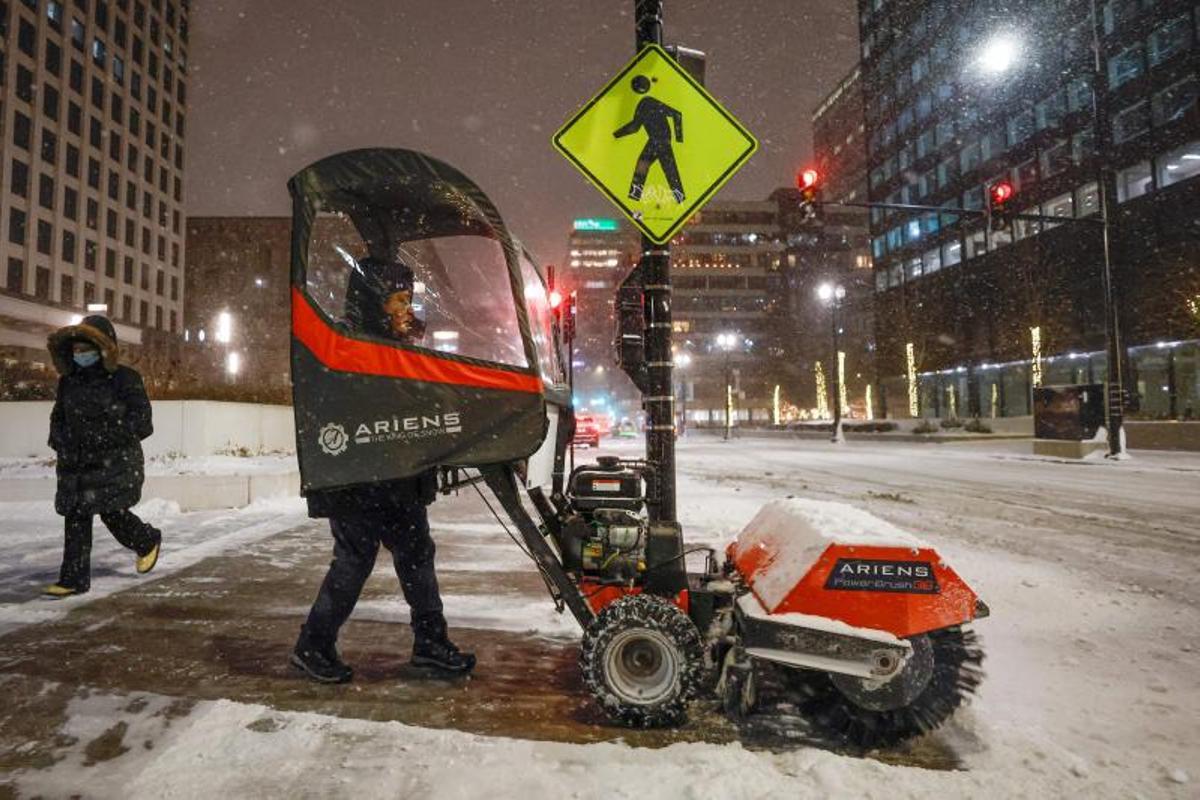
[554,44,758,244]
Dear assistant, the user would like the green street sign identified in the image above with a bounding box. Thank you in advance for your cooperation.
[554,44,758,245]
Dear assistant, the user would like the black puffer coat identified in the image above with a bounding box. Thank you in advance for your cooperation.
[47,315,153,516]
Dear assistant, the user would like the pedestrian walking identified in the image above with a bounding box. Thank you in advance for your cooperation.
[291,256,475,683]
[43,315,161,598]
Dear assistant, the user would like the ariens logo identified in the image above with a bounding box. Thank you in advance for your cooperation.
[353,412,463,445]
[318,423,349,456]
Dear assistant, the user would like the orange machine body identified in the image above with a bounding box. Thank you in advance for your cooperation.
[728,539,980,639]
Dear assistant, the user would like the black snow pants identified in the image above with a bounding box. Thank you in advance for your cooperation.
[58,510,160,590]
[301,505,446,651]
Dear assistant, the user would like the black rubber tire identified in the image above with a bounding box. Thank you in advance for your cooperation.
[580,593,705,727]
[785,626,984,749]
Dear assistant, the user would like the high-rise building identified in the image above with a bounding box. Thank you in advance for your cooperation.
[670,199,791,426]
[859,0,1200,419]
[562,217,640,419]
[0,0,189,391]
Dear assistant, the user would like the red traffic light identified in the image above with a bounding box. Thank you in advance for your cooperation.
[989,181,1014,206]
[798,168,821,191]
[549,289,564,310]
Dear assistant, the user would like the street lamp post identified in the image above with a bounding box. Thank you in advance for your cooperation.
[818,283,846,443]
[674,351,691,437]
[717,333,738,441]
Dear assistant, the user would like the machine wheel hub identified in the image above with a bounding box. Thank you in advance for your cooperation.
[831,634,935,712]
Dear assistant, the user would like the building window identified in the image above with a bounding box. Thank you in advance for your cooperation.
[1043,191,1074,220]
[10,159,29,197]
[1006,109,1034,146]
[122,295,132,320]
[43,85,61,122]
[45,40,63,75]
[16,65,34,103]
[1156,140,1200,189]
[18,17,36,57]
[86,198,99,229]
[38,174,55,210]
[68,101,82,135]
[88,158,101,189]
[60,274,74,304]
[47,2,64,30]
[942,240,962,268]
[964,227,987,259]
[1041,139,1071,179]
[37,219,53,255]
[62,230,77,263]
[37,267,52,299]
[1075,182,1099,215]
[1152,76,1199,127]
[71,17,85,49]
[6,258,25,293]
[1116,161,1152,202]
[70,59,84,93]
[1107,43,1144,90]
[922,248,942,275]
[64,188,78,220]
[1112,101,1149,143]
[9,208,27,245]
[123,256,134,284]
[105,247,116,277]
[41,130,58,165]
[13,112,32,150]
[92,37,107,67]
[1148,16,1192,67]
[106,209,117,236]
[66,144,81,177]
[1071,129,1095,165]
[1036,90,1067,131]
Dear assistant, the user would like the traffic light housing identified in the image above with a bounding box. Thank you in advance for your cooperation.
[988,180,1016,232]
[797,167,821,220]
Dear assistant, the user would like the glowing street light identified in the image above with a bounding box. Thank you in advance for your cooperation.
[977,34,1021,74]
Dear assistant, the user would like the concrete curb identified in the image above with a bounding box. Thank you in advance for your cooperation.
[0,472,301,512]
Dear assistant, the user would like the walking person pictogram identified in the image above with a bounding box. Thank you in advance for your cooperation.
[613,75,685,204]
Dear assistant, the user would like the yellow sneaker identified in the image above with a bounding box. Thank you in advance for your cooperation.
[43,583,82,598]
[136,542,160,575]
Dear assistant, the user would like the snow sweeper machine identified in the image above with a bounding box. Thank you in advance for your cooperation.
[287,145,987,748]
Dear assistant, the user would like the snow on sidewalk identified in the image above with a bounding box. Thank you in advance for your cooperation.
[10,685,1183,799]
[0,495,310,635]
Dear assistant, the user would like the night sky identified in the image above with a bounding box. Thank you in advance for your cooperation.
[187,0,859,264]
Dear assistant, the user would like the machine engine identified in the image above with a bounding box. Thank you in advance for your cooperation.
[559,457,649,582]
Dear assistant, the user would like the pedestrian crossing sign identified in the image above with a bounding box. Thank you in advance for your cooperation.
[553,44,758,245]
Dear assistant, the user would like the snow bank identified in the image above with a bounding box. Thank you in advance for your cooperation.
[734,498,927,611]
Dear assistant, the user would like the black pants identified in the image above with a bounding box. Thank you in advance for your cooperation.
[301,505,446,651]
[58,509,160,590]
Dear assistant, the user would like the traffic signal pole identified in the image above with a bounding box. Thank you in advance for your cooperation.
[635,0,677,522]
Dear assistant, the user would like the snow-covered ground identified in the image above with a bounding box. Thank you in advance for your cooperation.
[0,436,1197,797]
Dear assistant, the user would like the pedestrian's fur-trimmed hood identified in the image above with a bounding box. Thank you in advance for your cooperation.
[47,315,120,375]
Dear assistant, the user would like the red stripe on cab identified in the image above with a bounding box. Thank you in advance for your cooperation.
[291,286,542,394]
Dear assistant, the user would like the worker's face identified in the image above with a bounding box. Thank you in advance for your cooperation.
[72,341,98,355]
[382,290,415,337]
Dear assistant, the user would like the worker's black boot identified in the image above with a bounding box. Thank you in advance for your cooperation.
[291,628,353,684]
[412,635,475,674]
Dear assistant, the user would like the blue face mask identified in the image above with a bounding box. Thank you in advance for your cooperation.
[73,350,100,368]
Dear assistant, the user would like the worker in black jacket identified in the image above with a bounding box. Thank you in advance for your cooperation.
[291,256,475,683]
[43,315,161,597]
